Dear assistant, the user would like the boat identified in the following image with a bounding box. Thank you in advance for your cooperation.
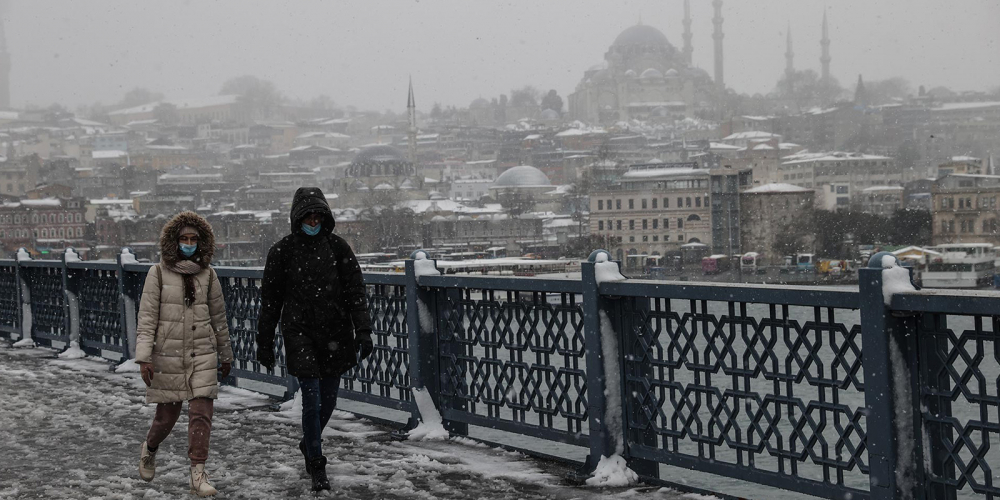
[922,243,996,288]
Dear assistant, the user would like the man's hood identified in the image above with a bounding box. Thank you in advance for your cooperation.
[290,187,335,237]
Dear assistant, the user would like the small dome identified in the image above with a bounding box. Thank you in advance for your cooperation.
[612,24,671,48]
[540,109,561,120]
[469,98,491,109]
[664,68,679,77]
[624,69,638,78]
[640,68,664,79]
[373,183,394,190]
[587,62,608,72]
[493,166,551,188]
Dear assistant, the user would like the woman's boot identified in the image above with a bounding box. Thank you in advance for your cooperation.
[189,464,218,497]
[308,456,331,491]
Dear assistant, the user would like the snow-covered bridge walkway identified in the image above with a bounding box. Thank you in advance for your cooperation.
[0,342,691,499]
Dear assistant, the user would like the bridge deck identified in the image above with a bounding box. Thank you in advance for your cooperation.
[0,343,685,500]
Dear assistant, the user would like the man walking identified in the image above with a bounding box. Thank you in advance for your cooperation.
[256,187,374,491]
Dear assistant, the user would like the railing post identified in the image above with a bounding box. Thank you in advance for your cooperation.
[15,247,31,343]
[62,248,81,351]
[917,311,956,500]
[116,248,136,359]
[580,260,614,472]
[859,252,923,500]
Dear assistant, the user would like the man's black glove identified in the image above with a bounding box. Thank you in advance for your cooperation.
[257,344,275,370]
[356,331,374,361]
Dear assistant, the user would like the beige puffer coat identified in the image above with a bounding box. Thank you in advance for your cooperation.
[134,212,234,404]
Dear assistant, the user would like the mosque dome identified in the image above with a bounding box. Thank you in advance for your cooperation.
[493,165,551,188]
[664,68,679,77]
[624,69,638,78]
[348,145,413,177]
[539,109,561,121]
[612,24,671,48]
[640,68,664,79]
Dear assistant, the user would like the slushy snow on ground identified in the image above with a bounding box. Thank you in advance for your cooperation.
[407,387,449,441]
[881,254,916,305]
[57,341,86,359]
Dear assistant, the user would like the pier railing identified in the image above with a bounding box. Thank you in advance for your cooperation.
[1,247,996,500]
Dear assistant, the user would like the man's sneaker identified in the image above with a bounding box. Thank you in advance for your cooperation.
[139,441,156,482]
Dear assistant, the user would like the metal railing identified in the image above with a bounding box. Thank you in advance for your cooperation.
[2,247,997,500]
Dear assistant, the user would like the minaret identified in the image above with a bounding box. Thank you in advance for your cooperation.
[682,0,693,65]
[0,18,10,109]
[785,22,794,79]
[407,77,417,166]
[820,10,831,83]
[712,0,724,90]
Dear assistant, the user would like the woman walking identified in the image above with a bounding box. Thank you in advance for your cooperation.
[134,211,233,497]
[256,187,374,491]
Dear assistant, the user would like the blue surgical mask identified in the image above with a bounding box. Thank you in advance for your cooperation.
[180,243,197,257]
[302,223,322,236]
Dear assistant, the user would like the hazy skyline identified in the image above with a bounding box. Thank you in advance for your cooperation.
[5,0,999,113]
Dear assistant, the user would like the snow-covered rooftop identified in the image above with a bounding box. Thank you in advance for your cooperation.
[862,185,904,192]
[744,183,811,194]
[621,167,706,179]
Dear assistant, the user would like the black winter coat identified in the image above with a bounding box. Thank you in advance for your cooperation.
[257,187,372,378]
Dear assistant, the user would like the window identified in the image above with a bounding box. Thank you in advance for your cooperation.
[686,197,691,207]
[607,199,612,210]
[642,235,648,242]
[959,198,965,209]
[629,236,635,242]
[836,186,849,194]
[677,197,682,207]
[704,196,709,206]
[677,218,684,229]
[642,219,647,230]
[616,220,622,230]
[641,199,647,209]
[663,197,669,208]
[629,199,634,209]
[663,218,668,229]
[664,235,670,241]
[629,220,635,230]
[598,221,604,230]
[652,198,657,209]
[41,229,48,238]
[652,219,658,229]
[687,214,701,221]
[653,235,658,242]
[616,199,621,210]
[76,227,83,237]
[695,197,701,208]
[598,200,604,210]
[678,234,684,241]
[607,220,612,231]
[59,214,65,223]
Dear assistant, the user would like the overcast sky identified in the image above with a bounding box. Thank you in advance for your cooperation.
[5,0,999,112]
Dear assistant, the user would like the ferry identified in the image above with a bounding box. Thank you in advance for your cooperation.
[922,243,996,288]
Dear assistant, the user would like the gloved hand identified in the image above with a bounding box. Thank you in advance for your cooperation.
[219,362,231,379]
[139,362,154,387]
[356,331,374,361]
[257,345,275,370]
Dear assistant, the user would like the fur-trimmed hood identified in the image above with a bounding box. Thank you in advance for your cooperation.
[159,211,215,268]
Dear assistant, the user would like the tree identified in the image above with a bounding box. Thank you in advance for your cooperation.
[497,189,536,219]
[889,209,932,246]
[120,87,164,108]
[308,94,336,111]
[153,103,179,126]
[773,70,845,108]
[896,139,921,170]
[509,86,540,108]
[540,89,563,113]
[865,77,912,105]
[220,75,284,119]
[357,189,417,253]
[430,102,443,120]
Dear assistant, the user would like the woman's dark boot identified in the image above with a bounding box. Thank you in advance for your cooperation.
[308,456,330,491]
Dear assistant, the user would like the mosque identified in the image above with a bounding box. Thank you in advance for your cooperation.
[568,1,833,124]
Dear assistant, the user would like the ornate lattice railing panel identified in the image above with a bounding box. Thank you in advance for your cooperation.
[340,280,411,410]
[915,312,1000,500]
[24,264,67,345]
[0,261,18,334]
[614,285,869,499]
[436,286,589,446]
[77,267,125,353]
[217,273,290,387]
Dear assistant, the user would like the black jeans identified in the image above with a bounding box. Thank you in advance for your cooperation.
[298,376,341,459]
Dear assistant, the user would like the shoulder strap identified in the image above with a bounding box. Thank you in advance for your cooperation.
[208,267,215,297]
[155,263,162,294]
